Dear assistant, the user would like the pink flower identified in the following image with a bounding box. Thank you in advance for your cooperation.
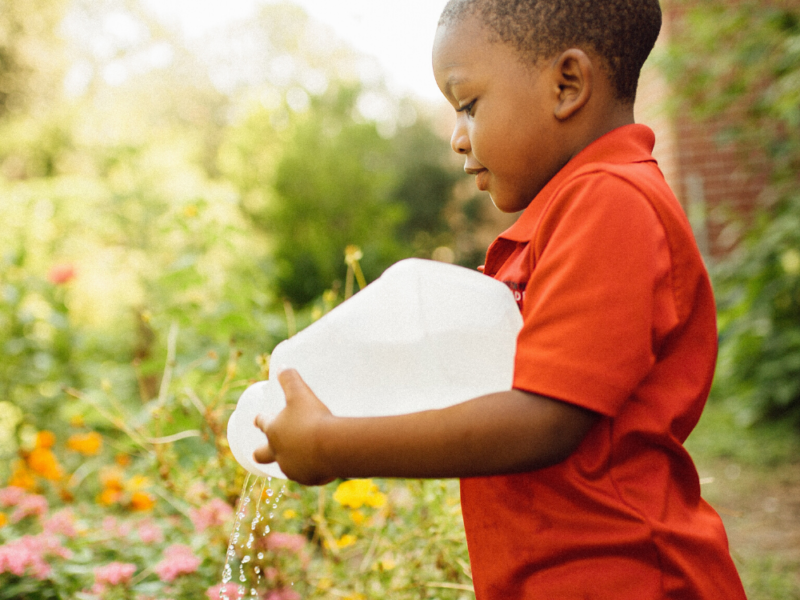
[265,532,306,554]
[137,520,164,544]
[48,263,76,285]
[101,515,132,537]
[93,561,137,591]
[189,498,234,532]
[10,493,48,522]
[0,486,26,507]
[0,534,71,580]
[154,544,201,582]
[43,508,78,537]
[206,583,239,599]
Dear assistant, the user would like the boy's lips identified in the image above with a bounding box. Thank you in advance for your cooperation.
[465,165,489,191]
[474,169,489,191]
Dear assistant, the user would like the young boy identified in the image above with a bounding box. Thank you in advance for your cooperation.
[254,1,747,597]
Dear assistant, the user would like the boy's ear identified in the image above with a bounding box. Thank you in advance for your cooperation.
[552,49,593,121]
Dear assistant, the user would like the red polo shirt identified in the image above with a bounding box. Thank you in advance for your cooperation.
[460,125,746,599]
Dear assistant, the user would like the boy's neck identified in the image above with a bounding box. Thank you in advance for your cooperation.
[568,101,636,164]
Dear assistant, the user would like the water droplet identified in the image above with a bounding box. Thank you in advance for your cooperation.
[254,566,261,574]
[241,555,251,563]
[264,525,270,534]
[257,552,264,560]
[266,488,274,497]
[269,512,274,519]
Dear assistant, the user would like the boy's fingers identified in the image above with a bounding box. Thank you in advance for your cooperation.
[254,413,271,432]
[253,444,275,464]
[277,368,310,400]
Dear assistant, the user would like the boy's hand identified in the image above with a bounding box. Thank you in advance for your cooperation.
[253,369,336,486]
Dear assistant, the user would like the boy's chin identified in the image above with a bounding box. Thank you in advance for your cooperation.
[490,193,531,214]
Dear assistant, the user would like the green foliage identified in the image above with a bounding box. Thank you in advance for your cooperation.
[222,83,460,306]
[0,2,478,598]
[660,1,800,425]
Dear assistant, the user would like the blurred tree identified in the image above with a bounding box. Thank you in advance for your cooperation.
[0,0,67,119]
[223,82,458,306]
[661,1,800,425]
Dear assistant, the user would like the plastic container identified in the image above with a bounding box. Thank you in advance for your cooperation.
[227,258,523,478]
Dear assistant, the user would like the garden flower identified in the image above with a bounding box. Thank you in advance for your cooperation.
[67,432,103,455]
[10,493,48,522]
[92,561,137,593]
[26,446,64,480]
[101,515,133,537]
[130,491,156,511]
[189,497,234,532]
[36,430,57,449]
[0,512,6,527]
[265,532,306,554]
[333,479,386,509]
[43,508,78,537]
[7,461,36,491]
[154,544,201,582]
[137,520,164,544]
[0,486,26,506]
[0,533,72,580]
[48,263,76,285]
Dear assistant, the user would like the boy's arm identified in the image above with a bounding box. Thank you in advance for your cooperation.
[254,368,599,486]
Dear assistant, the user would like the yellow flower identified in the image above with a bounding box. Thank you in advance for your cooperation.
[69,414,85,428]
[316,577,333,590]
[283,509,297,519]
[0,512,7,527]
[130,491,155,511]
[35,430,56,449]
[67,432,103,455]
[333,479,387,509]
[27,447,64,480]
[371,557,396,571]
[336,534,357,548]
[343,594,366,600]
[349,509,366,525]
[126,475,150,492]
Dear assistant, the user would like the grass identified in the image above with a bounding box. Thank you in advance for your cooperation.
[686,398,800,600]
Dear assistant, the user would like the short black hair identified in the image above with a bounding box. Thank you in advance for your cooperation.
[439,0,662,103]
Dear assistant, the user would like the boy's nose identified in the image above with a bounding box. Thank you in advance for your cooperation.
[450,121,471,155]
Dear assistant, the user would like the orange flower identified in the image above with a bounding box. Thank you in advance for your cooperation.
[8,461,37,491]
[100,467,125,491]
[67,432,103,455]
[35,430,56,449]
[130,491,155,511]
[97,488,122,506]
[27,447,64,481]
[0,512,7,527]
[115,453,131,467]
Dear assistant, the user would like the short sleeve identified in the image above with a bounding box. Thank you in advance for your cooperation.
[512,173,674,416]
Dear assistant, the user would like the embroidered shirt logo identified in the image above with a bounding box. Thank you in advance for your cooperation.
[502,281,526,311]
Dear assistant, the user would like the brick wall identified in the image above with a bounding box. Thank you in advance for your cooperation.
[635,1,770,259]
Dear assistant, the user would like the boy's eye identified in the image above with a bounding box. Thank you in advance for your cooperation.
[457,100,476,115]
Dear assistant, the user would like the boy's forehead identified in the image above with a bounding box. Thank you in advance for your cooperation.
[433,13,491,65]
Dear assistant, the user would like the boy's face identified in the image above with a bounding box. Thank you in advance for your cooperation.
[433,15,572,213]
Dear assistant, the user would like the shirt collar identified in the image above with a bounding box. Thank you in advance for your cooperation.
[498,124,657,243]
